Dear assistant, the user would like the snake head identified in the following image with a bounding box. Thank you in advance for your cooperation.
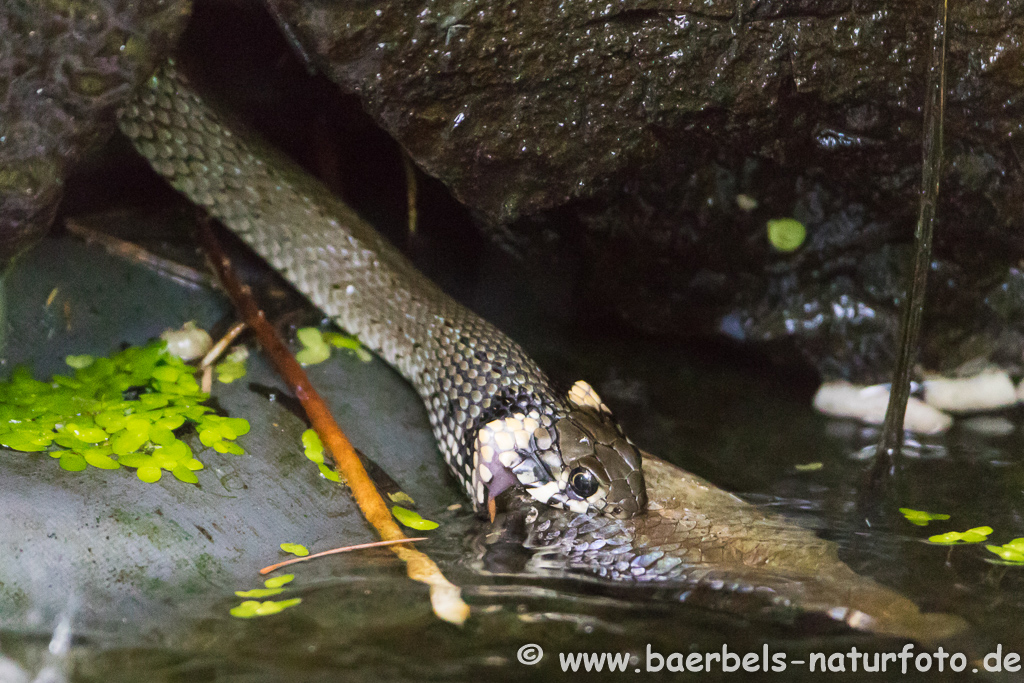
[474,411,647,518]
[545,407,647,518]
[473,381,647,518]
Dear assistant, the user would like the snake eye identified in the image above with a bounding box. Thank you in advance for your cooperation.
[568,466,599,498]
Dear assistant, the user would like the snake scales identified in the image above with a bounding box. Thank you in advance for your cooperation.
[108,60,977,643]
[117,61,646,519]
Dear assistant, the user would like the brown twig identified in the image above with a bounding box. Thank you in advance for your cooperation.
[66,219,212,289]
[199,321,248,370]
[197,220,468,625]
[259,537,428,574]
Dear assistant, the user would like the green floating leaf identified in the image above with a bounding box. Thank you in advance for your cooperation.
[927,526,993,545]
[171,465,199,484]
[235,587,284,599]
[216,360,247,384]
[794,462,823,472]
[1,432,51,452]
[65,423,107,443]
[986,544,1024,565]
[229,601,261,618]
[296,327,331,365]
[213,441,244,455]
[295,346,331,366]
[58,451,87,472]
[899,507,951,527]
[302,429,324,464]
[766,218,807,252]
[255,598,301,616]
[117,453,155,468]
[83,449,120,470]
[392,506,439,531]
[280,543,309,557]
[296,327,325,348]
[388,491,416,506]
[136,466,162,483]
[323,332,373,362]
[317,462,342,483]
[264,574,294,589]
[65,355,94,369]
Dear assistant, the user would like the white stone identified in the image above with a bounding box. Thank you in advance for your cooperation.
[923,370,1017,413]
[812,381,952,434]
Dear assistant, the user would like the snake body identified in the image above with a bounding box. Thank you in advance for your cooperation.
[118,62,646,518]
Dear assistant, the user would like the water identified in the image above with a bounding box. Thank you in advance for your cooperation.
[2,217,1023,681]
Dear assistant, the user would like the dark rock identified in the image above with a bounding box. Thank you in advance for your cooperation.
[0,0,191,264]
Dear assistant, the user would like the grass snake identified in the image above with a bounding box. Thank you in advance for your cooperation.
[117,61,647,520]
[111,61,977,641]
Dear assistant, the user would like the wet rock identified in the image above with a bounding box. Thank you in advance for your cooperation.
[0,0,191,265]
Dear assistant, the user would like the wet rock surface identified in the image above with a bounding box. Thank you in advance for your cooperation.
[0,0,190,264]
[268,0,1024,381]
[5,0,1024,388]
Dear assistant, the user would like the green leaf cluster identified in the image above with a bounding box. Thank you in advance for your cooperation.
[0,341,249,484]
[296,327,372,366]
[898,508,951,527]
[231,575,300,618]
[300,428,343,482]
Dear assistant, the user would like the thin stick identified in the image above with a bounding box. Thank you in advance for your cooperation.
[869,0,948,485]
[198,220,469,625]
[259,537,428,574]
[65,219,212,289]
[199,321,248,370]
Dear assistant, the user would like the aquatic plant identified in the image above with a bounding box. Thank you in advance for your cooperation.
[0,341,248,484]
[766,218,806,252]
[927,526,992,545]
[899,508,951,527]
[391,505,439,531]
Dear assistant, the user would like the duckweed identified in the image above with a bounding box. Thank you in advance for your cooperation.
[0,341,249,484]
[766,218,807,252]
[323,332,373,363]
[234,587,285,599]
[295,327,331,366]
[391,505,439,531]
[301,429,324,464]
[300,428,344,482]
[230,598,302,618]
[264,574,295,589]
[899,508,951,527]
[215,346,249,384]
[985,540,1024,565]
[927,526,992,545]
[280,543,309,557]
[296,327,372,365]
